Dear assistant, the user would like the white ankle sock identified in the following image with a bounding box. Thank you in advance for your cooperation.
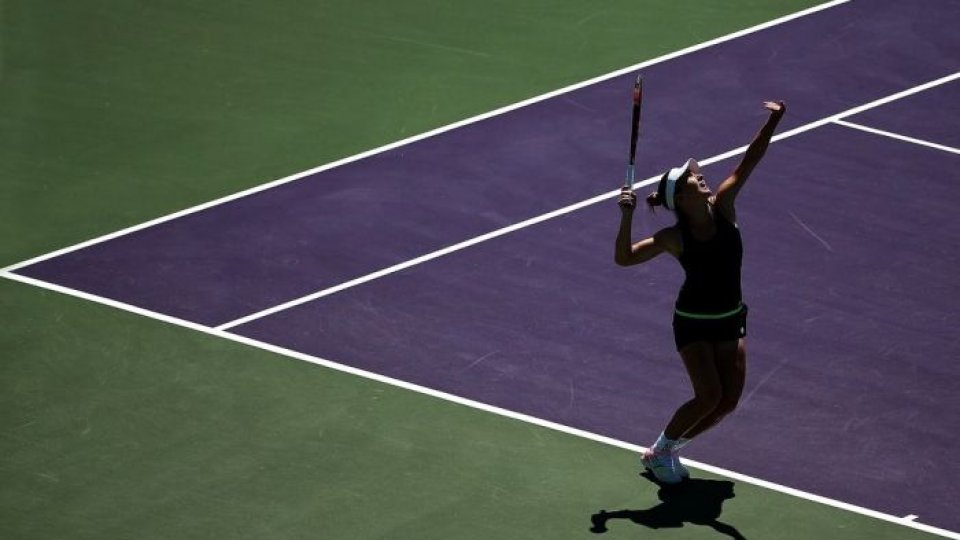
[653,432,678,452]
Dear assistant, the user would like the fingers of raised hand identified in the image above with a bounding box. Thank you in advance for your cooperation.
[764,100,786,114]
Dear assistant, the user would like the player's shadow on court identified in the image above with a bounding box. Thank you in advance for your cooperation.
[590,471,746,539]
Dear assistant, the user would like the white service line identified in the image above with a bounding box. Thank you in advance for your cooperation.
[0,0,851,275]
[216,174,658,330]
[216,69,960,330]
[2,268,958,540]
[834,119,960,155]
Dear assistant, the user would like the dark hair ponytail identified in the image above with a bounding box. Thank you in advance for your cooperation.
[647,172,685,227]
[646,191,664,209]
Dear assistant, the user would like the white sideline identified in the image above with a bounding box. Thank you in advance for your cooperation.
[1,0,851,275]
[2,268,958,540]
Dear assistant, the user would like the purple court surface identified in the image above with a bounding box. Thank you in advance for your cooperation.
[847,81,960,147]
[15,0,960,534]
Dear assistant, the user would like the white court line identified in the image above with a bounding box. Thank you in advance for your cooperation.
[2,268,958,540]
[217,69,960,330]
[834,119,960,155]
[216,174,658,330]
[0,0,851,275]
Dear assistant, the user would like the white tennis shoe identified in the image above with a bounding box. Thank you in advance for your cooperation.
[674,452,690,479]
[641,448,688,484]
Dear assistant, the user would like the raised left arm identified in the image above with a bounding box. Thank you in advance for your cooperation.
[715,101,786,217]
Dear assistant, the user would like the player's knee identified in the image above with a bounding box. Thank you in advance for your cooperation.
[692,390,722,416]
[714,395,741,417]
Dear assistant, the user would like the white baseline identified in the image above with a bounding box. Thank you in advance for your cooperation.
[2,268,959,540]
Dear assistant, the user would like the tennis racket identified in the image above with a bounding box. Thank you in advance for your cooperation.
[624,74,644,189]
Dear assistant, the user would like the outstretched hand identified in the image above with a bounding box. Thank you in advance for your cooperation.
[764,100,786,117]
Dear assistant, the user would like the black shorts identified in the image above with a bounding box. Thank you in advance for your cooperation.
[672,304,748,351]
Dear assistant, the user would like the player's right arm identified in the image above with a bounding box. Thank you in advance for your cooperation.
[615,188,679,266]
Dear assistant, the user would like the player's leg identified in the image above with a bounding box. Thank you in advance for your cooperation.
[681,338,746,440]
[643,342,721,483]
[666,341,724,438]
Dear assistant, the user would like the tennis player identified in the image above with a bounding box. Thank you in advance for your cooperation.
[615,101,786,483]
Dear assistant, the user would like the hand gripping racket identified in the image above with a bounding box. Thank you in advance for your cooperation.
[624,75,643,189]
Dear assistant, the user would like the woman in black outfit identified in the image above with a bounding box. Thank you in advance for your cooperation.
[615,101,786,484]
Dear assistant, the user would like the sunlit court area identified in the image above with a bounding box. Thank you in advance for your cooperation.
[2,1,959,538]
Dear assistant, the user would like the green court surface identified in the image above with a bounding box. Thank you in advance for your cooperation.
[2,1,941,538]
[2,0,825,266]
[0,281,934,539]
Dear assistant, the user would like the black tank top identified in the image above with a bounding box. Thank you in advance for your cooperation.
[676,206,743,314]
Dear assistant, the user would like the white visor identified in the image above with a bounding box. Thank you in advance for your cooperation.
[663,158,700,211]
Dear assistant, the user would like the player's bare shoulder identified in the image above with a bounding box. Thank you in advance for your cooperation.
[653,226,683,258]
